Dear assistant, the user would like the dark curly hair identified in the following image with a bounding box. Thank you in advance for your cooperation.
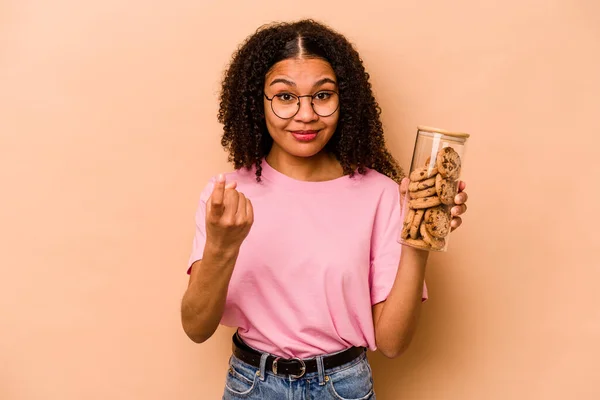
[218,19,403,183]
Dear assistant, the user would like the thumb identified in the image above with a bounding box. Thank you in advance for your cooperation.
[399,177,410,209]
[400,177,409,195]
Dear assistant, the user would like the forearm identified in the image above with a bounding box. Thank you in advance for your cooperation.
[181,243,239,343]
[375,245,429,358]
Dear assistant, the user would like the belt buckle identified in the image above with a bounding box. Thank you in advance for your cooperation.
[272,357,306,379]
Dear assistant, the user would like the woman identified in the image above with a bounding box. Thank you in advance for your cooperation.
[181,19,468,399]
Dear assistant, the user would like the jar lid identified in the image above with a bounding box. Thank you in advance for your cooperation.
[418,125,470,139]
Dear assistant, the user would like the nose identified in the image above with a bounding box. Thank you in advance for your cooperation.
[294,96,318,122]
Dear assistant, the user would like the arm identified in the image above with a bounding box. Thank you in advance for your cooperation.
[180,175,253,343]
[372,246,428,359]
[372,179,468,359]
[181,244,240,343]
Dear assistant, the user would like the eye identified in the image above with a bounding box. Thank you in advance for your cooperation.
[275,93,297,102]
[314,91,332,100]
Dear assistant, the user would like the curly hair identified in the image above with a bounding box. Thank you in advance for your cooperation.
[217,19,404,183]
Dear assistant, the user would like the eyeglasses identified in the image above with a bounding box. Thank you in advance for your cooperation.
[264,91,340,119]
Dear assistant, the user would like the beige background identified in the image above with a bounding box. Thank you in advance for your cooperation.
[1,0,599,399]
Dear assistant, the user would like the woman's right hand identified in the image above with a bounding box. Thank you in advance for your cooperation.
[205,174,254,251]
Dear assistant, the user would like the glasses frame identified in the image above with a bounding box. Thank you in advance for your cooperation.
[263,91,340,119]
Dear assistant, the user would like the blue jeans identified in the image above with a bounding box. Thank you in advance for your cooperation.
[222,349,376,399]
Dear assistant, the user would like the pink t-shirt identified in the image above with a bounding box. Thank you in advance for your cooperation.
[187,160,428,358]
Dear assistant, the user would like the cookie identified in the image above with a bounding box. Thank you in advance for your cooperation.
[409,166,439,182]
[403,238,430,249]
[409,177,436,192]
[424,206,451,239]
[409,196,441,209]
[435,146,461,179]
[424,156,437,171]
[435,174,458,205]
[410,186,438,199]
[410,209,425,239]
[401,209,415,239]
[420,222,446,250]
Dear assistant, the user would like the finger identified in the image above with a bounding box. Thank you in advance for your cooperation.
[451,204,467,216]
[399,177,409,195]
[225,181,237,190]
[209,174,226,216]
[454,191,468,204]
[235,192,247,220]
[450,217,462,231]
[246,198,254,225]
[399,177,409,207]
[222,188,240,219]
[457,181,466,192]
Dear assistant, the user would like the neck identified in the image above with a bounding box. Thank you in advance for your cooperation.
[265,147,344,182]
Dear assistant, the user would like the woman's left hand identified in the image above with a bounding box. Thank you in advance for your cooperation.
[450,181,468,231]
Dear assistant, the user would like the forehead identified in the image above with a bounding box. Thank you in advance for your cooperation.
[265,58,336,82]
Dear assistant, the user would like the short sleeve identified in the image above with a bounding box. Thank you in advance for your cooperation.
[369,185,428,304]
[186,179,215,274]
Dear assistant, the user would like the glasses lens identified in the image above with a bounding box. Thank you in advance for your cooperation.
[312,91,339,117]
[272,93,299,119]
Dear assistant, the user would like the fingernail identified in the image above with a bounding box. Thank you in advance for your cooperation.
[217,174,225,182]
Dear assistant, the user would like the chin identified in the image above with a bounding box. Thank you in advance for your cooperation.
[285,144,326,158]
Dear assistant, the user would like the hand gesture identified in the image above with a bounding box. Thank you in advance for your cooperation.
[205,174,254,250]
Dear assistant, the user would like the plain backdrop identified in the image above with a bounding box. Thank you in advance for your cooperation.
[1,1,599,399]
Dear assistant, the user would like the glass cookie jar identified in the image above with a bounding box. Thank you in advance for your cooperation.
[399,126,470,252]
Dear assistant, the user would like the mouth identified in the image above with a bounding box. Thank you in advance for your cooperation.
[290,130,320,142]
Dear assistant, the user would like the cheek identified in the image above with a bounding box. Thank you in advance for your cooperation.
[263,104,276,128]
[323,115,339,133]
[264,108,287,134]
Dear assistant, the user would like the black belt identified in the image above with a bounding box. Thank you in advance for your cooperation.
[231,332,365,378]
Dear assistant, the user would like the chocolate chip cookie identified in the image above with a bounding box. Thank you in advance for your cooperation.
[420,222,446,250]
[409,166,438,182]
[403,238,429,249]
[410,209,425,239]
[436,146,461,180]
[409,176,436,192]
[410,186,438,199]
[435,174,458,205]
[424,205,451,239]
[401,208,415,239]
[409,195,441,209]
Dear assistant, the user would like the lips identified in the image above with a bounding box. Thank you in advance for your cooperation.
[291,130,319,142]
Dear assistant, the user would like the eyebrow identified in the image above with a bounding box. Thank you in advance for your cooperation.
[312,78,337,89]
[268,77,337,88]
[269,78,296,87]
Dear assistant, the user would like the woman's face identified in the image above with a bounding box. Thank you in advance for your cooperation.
[263,58,339,159]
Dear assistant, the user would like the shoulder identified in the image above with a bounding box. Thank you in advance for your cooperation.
[355,170,403,222]
[356,168,400,193]
[227,165,258,183]
[353,169,401,214]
